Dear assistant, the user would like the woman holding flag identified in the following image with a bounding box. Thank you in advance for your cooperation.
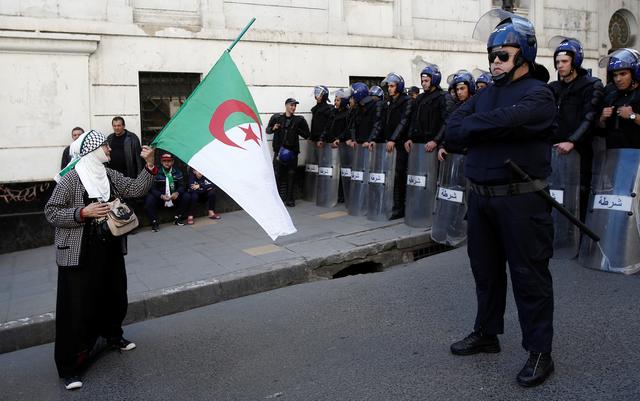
[46,130,156,390]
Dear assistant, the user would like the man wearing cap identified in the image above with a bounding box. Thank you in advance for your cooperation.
[445,11,557,387]
[266,98,310,207]
[144,153,188,231]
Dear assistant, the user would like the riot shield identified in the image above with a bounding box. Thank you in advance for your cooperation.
[549,149,581,259]
[303,141,318,202]
[431,153,467,246]
[347,146,371,217]
[579,149,640,275]
[316,144,341,208]
[367,145,396,221]
[404,144,438,228]
[339,143,353,204]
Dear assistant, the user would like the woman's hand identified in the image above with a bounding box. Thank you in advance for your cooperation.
[141,146,155,168]
[82,202,110,218]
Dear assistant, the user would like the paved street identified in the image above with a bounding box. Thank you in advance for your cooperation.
[1,247,638,401]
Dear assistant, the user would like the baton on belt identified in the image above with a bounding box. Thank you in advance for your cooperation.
[504,159,600,242]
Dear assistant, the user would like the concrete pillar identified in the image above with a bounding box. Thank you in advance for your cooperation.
[328,0,347,34]
[394,0,413,40]
[202,0,226,30]
[107,0,133,23]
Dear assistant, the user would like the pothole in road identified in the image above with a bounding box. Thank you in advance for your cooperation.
[332,261,384,279]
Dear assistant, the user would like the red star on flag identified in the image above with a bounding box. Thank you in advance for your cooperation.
[240,125,260,146]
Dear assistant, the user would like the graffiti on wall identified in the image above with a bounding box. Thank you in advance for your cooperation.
[0,183,51,204]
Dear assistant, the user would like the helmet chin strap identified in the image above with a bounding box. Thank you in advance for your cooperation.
[492,50,524,86]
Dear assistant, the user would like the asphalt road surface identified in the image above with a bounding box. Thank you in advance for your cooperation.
[1,247,638,401]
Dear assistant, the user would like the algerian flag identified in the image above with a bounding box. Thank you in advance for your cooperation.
[151,51,296,240]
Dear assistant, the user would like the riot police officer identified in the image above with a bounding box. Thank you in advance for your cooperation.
[598,48,640,149]
[267,98,310,207]
[406,64,447,154]
[475,71,493,91]
[375,73,413,218]
[348,83,384,148]
[549,37,604,221]
[438,70,475,161]
[311,85,334,144]
[445,10,557,387]
[320,89,350,147]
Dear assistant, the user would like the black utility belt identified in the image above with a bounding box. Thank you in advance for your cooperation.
[468,179,547,197]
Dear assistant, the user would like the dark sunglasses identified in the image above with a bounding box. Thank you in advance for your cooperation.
[488,50,512,63]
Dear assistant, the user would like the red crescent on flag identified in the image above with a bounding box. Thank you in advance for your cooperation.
[209,99,262,150]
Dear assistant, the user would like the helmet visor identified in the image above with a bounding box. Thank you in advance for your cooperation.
[473,9,535,47]
[313,86,327,98]
[548,35,571,49]
[599,48,640,70]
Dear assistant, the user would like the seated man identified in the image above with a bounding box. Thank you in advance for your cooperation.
[186,168,221,224]
[144,153,188,231]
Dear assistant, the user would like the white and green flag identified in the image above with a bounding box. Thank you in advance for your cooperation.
[151,51,296,240]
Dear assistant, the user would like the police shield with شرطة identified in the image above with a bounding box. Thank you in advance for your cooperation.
[404,144,438,228]
[303,142,318,202]
[347,146,371,217]
[549,148,581,259]
[579,149,640,274]
[339,142,353,204]
[316,143,341,208]
[367,146,396,221]
[431,153,468,246]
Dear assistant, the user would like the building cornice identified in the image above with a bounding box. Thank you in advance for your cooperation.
[0,30,99,54]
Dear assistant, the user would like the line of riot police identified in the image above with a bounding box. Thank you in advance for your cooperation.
[267,40,640,274]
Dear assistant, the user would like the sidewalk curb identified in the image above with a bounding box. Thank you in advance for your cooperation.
[0,231,434,354]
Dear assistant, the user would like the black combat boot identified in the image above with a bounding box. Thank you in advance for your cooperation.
[516,352,554,387]
[450,331,501,355]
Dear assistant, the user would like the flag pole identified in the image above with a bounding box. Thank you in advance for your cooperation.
[227,17,256,53]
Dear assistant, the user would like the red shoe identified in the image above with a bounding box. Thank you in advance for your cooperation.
[187,216,194,225]
[209,213,221,220]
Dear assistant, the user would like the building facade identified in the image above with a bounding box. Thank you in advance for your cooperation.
[0,0,637,251]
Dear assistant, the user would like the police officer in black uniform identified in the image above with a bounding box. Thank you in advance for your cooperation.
[267,98,310,207]
[348,83,384,149]
[445,11,557,387]
[549,37,604,221]
[405,64,447,155]
[598,48,640,149]
[374,73,413,219]
[311,85,333,145]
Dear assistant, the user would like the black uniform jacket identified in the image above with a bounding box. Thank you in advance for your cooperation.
[324,107,349,143]
[549,70,604,149]
[599,83,640,149]
[267,113,310,154]
[409,88,447,143]
[379,93,412,143]
[445,74,557,184]
[352,96,385,144]
[310,102,333,142]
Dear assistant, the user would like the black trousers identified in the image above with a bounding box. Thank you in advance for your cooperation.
[273,156,298,203]
[55,237,127,378]
[144,192,188,222]
[186,189,217,215]
[466,190,554,353]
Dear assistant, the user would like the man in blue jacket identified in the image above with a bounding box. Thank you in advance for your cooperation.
[445,11,557,387]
